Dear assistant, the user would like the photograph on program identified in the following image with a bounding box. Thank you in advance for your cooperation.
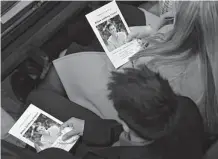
[23,113,61,148]
[96,14,128,52]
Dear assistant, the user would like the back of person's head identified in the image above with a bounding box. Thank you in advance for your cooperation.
[132,1,218,134]
[108,65,178,140]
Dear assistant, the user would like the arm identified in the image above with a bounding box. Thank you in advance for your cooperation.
[61,117,123,147]
[39,148,81,159]
[39,148,108,159]
[82,119,123,146]
[127,10,175,42]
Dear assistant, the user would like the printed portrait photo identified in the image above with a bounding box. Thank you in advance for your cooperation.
[23,113,61,149]
[96,14,128,52]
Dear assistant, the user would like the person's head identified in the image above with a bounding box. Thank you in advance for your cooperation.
[108,65,178,141]
[35,125,48,135]
[107,23,117,36]
[36,122,42,126]
[132,1,218,133]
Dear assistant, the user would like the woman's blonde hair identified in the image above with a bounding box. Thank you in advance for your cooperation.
[132,1,218,133]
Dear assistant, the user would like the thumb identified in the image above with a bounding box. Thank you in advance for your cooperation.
[62,129,79,141]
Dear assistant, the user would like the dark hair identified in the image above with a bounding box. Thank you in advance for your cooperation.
[131,1,218,133]
[30,125,42,139]
[34,124,46,134]
[108,65,178,140]
[106,23,115,31]
[34,125,41,133]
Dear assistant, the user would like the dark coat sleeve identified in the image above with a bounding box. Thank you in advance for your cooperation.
[39,148,108,159]
[39,120,123,159]
[39,148,77,159]
[82,119,123,146]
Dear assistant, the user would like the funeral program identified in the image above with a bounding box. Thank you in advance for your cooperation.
[9,104,79,151]
[86,1,141,68]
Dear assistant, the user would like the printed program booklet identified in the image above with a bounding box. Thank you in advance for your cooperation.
[86,1,141,68]
[9,104,79,151]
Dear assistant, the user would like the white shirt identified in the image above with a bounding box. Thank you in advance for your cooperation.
[107,32,127,51]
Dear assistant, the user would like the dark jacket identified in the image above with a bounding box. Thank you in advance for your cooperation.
[38,96,204,159]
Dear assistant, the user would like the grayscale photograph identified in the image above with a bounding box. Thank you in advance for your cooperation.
[96,15,128,52]
[2,1,218,159]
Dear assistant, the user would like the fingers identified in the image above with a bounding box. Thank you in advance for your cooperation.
[127,25,154,42]
[62,129,80,141]
[60,117,74,131]
[59,135,79,144]
[161,10,174,19]
[60,124,67,132]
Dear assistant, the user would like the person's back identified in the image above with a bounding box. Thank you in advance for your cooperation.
[52,1,218,136]
[107,65,204,159]
[132,1,218,135]
[150,96,204,159]
[2,65,204,159]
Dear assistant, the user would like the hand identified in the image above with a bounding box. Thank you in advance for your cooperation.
[157,11,174,30]
[160,10,174,19]
[60,117,85,141]
[127,25,154,42]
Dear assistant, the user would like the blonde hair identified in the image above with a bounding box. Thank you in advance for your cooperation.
[132,1,218,133]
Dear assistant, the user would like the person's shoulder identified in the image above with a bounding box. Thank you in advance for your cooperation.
[118,32,126,37]
[100,146,159,159]
[176,96,200,114]
[174,96,204,155]
[176,96,197,107]
[176,95,203,126]
[108,35,113,42]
